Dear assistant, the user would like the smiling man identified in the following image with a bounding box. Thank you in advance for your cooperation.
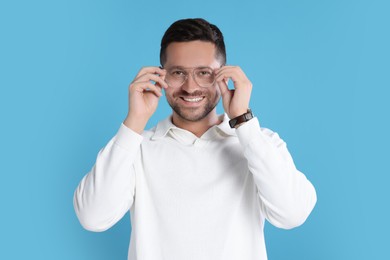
[74,18,317,260]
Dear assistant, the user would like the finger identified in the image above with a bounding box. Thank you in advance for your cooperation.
[215,65,237,75]
[217,80,233,106]
[136,66,166,77]
[134,73,168,89]
[155,81,166,90]
[215,68,239,83]
[217,77,230,95]
[215,68,250,90]
[134,66,166,81]
[131,81,163,97]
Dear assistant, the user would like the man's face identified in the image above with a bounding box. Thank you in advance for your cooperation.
[163,41,222,122]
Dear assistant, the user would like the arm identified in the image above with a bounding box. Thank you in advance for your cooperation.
[216,66,316,229]
[74,66,167,231]
[236,118,317,229]
[73,124,143,232]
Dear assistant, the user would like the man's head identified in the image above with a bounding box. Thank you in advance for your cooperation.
[160,18,226,123]
[160,18,226,67]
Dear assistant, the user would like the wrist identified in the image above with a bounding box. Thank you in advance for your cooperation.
[229,109,254,129]
[123,114,148,134]
[229,109,249,119]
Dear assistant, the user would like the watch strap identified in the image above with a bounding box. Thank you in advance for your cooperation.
[229,109,254,128]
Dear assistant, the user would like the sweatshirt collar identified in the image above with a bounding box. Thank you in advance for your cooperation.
[151,113,236,141]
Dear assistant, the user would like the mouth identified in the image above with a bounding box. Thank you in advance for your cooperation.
[181,96,205,103]
[178,96,206,107]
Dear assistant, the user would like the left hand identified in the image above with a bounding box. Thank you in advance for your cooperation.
[215,66,252,119]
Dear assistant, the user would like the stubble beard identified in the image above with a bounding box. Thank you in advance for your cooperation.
[167,89,221,122]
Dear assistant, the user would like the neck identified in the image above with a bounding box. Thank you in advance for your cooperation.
[171,109,222,138]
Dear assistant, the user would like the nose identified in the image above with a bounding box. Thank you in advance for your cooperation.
[181,73,200,93]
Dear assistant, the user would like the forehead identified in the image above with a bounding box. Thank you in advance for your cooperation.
[164,40,221,68]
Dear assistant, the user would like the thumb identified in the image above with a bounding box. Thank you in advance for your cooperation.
[217,80,233,112]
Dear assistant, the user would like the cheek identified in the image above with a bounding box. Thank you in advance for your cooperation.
[164,88,176,102]
[214,88,222,104]
[164,88,172,96]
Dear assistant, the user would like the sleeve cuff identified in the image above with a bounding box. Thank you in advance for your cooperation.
[113,123,144,151]
[235,117,263,148]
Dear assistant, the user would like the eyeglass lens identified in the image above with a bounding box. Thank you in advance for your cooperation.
[165,67,216,88]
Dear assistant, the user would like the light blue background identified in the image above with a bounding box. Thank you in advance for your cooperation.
[1,0,389,259]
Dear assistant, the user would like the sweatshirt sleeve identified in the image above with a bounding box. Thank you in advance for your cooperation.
[236,117,317,229]
[73,123,143,232]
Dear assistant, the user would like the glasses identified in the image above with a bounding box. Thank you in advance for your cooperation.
[163,66,217,88]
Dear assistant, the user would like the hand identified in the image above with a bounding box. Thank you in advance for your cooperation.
[215,66,252,119]
[123,66,168,134]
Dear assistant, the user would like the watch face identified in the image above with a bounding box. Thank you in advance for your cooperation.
[229,119,237,128]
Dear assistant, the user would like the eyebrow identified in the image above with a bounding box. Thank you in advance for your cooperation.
[167,66,213,70]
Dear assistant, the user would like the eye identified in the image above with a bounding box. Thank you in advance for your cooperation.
[171,70,186,77]
[196,69,213,77]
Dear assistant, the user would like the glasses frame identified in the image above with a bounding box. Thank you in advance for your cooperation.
[162,66,218,88]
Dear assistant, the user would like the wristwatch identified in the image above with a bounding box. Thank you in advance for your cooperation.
[229,109,254,128]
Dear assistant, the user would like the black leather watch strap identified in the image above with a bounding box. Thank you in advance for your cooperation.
[229,109,254,128]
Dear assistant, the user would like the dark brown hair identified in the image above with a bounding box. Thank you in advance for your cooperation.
[160,18,226,66]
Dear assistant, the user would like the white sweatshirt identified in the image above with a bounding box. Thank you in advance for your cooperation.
[74,114,317,260]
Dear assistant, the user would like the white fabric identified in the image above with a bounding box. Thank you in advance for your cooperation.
[74,114,317,260]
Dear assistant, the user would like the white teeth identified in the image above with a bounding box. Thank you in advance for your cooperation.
[183,97,204,102]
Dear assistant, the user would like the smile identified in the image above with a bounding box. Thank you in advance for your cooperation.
[181,97,204,102]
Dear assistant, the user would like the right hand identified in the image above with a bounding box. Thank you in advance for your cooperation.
[123,66,168,134]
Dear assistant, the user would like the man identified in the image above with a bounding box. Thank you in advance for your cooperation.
[74,18,317,260]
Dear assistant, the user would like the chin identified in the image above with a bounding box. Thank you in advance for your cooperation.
[174,107,211,122]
